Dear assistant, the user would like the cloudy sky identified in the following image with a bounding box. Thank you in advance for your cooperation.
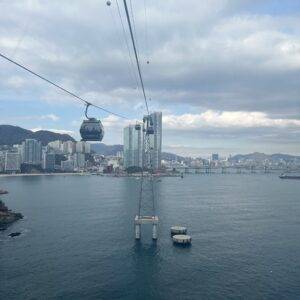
[0,0,299,157]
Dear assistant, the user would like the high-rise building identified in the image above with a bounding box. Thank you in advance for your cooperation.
[48,140,63,152]
[74,153,85,169]
[4,152,21,172]
[123,124,143,169]
[42,152,56,171]
[75,141,90,154]
[145,112,162,170]
[21,139,42,165]
[84,142,91,154]
[62,142,68,154]
[62,141,75,154]
[76,141,84,153]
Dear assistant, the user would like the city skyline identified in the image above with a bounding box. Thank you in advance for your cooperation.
[1,122,300,159]
[2,135,299,175]
[0,138,91,173]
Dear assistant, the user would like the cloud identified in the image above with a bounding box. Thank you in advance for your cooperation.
[5,76,27,88]
[0,0,299,114]
[40,114,59,121]
[101,114,141,128]
[0,114,60,123]
[163,110,300,130]
[30,127,74,135]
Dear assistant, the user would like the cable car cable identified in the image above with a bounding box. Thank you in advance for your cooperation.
[108,4,139,89]
[129,0,140,59]
[114,0,140,89]
[0,52,129,120]
[123,0,149,115]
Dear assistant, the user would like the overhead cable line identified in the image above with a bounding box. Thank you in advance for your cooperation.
[123,0,149,115]
[114,0,140,89]
[129,0,140,59]
[0,52,129,120]
[108,5,135,86]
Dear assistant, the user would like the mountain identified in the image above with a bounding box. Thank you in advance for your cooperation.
[230,152,268,161]
[0,125,75,146]
[270,153,300,161]
[161,152,185,162]
[229,152,300,162]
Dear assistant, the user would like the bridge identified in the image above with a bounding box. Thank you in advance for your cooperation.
[172,166,300,175]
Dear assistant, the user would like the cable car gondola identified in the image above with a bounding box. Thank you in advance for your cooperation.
[143,115,154,135]
[80,103,104,142]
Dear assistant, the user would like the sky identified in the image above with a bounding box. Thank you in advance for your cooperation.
[0,0,299,157]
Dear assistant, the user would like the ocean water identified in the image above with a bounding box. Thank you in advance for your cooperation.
[0,174,299,299]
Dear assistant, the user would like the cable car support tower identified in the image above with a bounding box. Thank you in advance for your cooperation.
[0,0,159,240]
[117,0,159,240]
[134,117,158,240]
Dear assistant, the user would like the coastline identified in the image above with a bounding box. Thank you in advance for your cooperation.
[0,173,90,178]
[0,200,23,230]
[0,172,181,178]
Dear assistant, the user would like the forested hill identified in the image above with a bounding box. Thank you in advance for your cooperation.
[0,125,75,146]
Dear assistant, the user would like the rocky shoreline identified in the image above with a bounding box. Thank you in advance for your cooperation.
[0,200,23,230]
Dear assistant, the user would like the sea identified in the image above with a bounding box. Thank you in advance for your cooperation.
[0,173,299,299]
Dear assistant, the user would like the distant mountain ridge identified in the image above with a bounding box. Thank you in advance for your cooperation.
[229,152,300,162]
[0,125,75,146]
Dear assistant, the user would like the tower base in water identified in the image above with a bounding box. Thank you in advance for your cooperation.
[134,215,159,240]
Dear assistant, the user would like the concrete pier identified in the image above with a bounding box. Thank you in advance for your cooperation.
[135,223,141,239]
[172,234,192,245]
[171,226,187,235]
[134,215,159,240]
[152,224,158,240]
